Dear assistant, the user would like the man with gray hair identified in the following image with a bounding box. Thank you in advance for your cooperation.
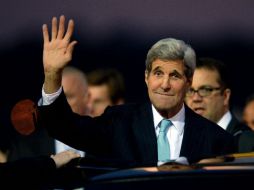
[38,15,236,166]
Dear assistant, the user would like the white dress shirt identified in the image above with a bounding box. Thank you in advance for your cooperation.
[217,111,232,130]
[152,104,185,163]
[55,140,85,156]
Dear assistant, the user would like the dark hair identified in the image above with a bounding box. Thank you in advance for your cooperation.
[197,57,230,90]
[245,93,254,106]
[87,69,125,104]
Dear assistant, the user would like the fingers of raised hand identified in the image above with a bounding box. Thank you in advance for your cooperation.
[42,24,49,43]
[65,40,78,59]
[54,15,74,42]
[44,15,73,42]
[63,19,75,42]
[57,15,66,40]
[51,16,58,40]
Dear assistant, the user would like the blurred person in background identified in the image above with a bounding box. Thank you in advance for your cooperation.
[242,94,254,131]
[86,68,125,117]
[238,94,254,152]
[62,66,90,116]
[185,57,248,138]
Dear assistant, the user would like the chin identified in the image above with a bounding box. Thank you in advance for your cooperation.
[153,102,175,112]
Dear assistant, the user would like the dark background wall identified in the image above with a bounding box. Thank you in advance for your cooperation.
[1,0,254,118]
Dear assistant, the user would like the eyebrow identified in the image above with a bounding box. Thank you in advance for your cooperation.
[152,66,162,72]
[151,66,186,78]
[193,85,218,89]
[171,69,183,75]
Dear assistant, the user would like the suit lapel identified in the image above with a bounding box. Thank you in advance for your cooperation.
[180,106,202,159]
[226,114,240,134]
[132,103,157,165]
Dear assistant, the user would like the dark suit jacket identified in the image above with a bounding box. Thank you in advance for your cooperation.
[227,113,249,137]
[238,130,254,152]
[226,113,251,152]
[38,92,236,166]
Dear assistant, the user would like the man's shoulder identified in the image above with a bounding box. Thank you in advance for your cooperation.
[100,102,153,126]
[227,112,249,135]
[103,102,152,117]
[240,130,254,138]
[106,102,151,112]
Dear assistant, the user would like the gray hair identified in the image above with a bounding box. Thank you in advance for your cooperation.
[145,38,196,79]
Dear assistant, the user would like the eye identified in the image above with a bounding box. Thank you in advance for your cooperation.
[170,72,181,80]
[153,70,163,77]
[202,87,213,93]
[198,87,214,96]
[172,73,179,78]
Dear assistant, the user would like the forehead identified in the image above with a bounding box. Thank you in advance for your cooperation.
[245,101,254,113]
[192,68,220,87]
[151,59,185,72]
[89,85,109,98]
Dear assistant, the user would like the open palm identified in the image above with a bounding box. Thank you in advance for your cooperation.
[42,15,77,73]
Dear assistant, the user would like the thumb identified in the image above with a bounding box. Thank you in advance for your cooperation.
[66,41,78,59]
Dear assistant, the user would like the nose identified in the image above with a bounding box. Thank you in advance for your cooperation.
[86,100,94,115]
[161,76,170,90]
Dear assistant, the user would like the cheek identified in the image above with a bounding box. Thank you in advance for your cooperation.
[207,99,220,110]
[174,83,187,93]
[184,97,191,105]
[147,79,160,90]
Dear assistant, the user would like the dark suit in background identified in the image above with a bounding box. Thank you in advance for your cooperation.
[227,113,249,137]
[8,127,55,161]
[238,130,254,152]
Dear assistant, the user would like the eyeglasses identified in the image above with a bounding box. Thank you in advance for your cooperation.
[186,86,221,97]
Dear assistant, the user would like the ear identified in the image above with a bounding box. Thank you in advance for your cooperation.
[145,70,148,86]
[223,88,231,106]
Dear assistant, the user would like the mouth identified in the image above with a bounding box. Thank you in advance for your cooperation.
[193,107,205,115]
[155,92,173,96]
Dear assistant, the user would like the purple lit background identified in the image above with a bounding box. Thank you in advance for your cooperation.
[1,0,254,117]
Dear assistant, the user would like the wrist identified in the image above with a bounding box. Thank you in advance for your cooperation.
[44,70,63,94]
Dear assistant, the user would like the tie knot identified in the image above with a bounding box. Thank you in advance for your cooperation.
[159,119,172,132]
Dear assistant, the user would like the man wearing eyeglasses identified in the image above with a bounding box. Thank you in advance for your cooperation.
[185,57,248,140]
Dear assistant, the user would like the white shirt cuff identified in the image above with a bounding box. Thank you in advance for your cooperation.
[39,86,63,106]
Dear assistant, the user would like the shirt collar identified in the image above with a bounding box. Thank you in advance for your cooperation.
[217,111,232,130]
[152,104,185,135]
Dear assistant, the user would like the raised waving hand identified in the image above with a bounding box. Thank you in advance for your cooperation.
[42,15,77,93]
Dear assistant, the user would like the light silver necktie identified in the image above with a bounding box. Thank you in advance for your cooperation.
[157,119,172,162]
